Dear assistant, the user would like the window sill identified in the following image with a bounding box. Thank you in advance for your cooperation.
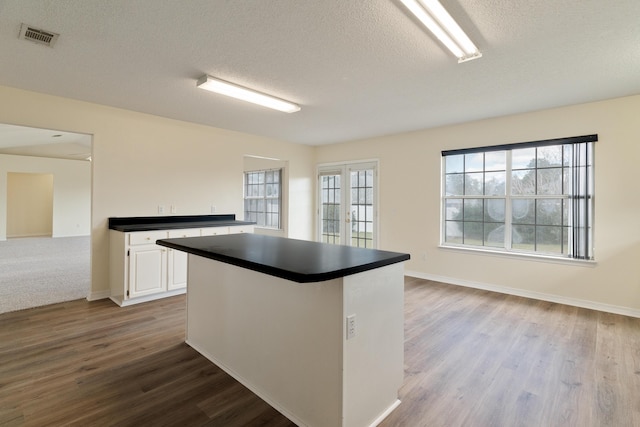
[438,244,596,267]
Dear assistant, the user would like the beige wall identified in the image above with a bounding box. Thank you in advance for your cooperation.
[3,82,639,315]
[0,154,91,239]
[316,94,640,314]
[7,172,53,238]
[0,85,315,300]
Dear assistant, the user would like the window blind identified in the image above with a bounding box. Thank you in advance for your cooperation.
[441,134,596,260]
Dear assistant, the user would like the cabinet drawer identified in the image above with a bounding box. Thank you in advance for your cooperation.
[200,227,229,236]
[229,225,254,234]
[129,230,168,246]
[168,228,201,239]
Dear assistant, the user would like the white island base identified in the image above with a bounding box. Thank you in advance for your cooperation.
[186,254,405,427]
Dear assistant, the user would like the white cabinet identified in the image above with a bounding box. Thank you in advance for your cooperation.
[167,228,200,290]
[126,230,170,298]
[110,229,169,306]
[129,243,167,298]
[226,225,254,234]
[109,224,253,306]
[200,227,229,236]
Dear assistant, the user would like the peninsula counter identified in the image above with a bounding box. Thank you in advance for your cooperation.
[156,234,410,427]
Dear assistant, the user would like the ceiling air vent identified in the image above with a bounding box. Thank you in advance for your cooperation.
[19,23,59,47]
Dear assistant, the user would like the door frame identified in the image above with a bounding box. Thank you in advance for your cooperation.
[316,159,379,248]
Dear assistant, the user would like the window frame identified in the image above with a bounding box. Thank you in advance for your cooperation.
[244,168,282,230]
[441,135,596,261]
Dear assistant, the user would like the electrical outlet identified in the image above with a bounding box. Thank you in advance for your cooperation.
[158,205,165,214]
[170,205,177,214]
[210,205,216,213]
[346,314,356,340]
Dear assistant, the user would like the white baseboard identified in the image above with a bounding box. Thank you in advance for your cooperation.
[405,270,640,319]
[186,339,306,427]
[369,399,401,427]
[186,339,401,427]
[87,289,111,301]
[109,288,187,307]
[6,233,51,238]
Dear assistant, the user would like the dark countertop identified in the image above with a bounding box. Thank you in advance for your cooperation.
[108,214,255,232]
[156,233,410,283]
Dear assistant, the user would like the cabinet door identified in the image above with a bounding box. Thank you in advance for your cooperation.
[167,249,188,290]
[129,245,167,298]
[167,229,200,290]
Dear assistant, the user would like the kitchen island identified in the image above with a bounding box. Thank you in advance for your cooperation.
[156,234,409,427]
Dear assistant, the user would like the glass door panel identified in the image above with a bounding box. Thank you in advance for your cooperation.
[320,173,342,244]
[350,168,375,248]
[318,162,377,248]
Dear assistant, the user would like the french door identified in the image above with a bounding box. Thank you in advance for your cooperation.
[318,161,378,248]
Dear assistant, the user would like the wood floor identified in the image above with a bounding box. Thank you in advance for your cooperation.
[1,277,639,426]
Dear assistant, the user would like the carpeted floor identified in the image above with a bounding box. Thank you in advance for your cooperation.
[0,236,90,314]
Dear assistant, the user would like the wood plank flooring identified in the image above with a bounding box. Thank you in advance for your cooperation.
[1,277,639,426]
[0,295,294,426]
[381,277,640,427]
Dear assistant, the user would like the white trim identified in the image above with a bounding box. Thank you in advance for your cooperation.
[86,289,111,301]
[316,160,380,248]
[316,158,379,169]
[188,343,400,427]
[441,142,595,259]
[405,270,640,319]
[186,339,307,426]
[439,244,597,266]
[368,399,401,427]
[243,167,285,231]
[108,288,186,307]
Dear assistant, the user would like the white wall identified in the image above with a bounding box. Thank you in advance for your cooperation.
[0,85,315,300]
[316,94,640,315]
[0,154,91,240]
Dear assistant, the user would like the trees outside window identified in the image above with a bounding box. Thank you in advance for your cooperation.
[442,136,595,260]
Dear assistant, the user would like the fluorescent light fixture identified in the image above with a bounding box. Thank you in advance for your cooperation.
[197,75,301,113]
[400,0,482,63]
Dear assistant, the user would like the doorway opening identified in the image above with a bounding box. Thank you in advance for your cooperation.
[0,123,92,314]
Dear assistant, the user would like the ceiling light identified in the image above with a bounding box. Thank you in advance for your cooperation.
[197,75,301,113]
[400,0,482,63]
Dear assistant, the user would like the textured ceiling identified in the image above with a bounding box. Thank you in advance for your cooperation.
[0,0,639,147]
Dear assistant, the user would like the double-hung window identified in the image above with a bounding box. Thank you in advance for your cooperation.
[442,135,596,260]
[244,169,282,229]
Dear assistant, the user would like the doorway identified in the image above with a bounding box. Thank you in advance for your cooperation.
[0,123,92,313]
[318,161,378,248]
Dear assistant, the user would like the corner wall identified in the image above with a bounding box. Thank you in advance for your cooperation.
[316,94,640,314]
